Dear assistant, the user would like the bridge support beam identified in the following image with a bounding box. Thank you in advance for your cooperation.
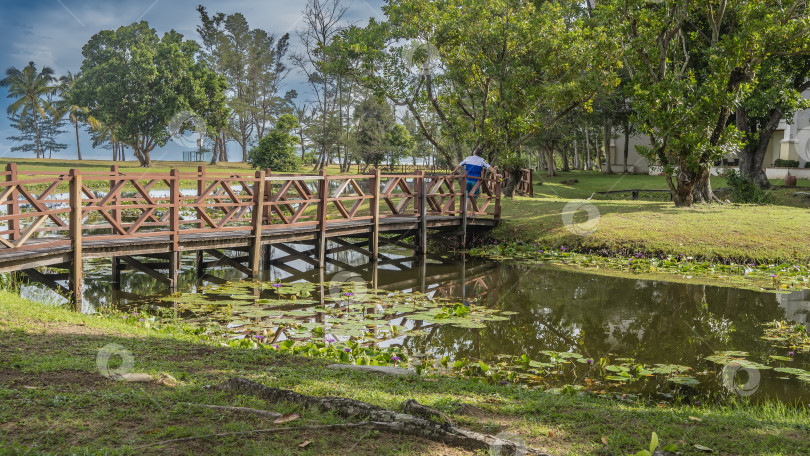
[69,170,82,310]
[168,251,180,292]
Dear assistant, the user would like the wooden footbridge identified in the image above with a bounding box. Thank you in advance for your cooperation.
[0,164,502,307]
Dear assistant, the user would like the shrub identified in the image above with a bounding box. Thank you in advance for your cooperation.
[724,169,773,204]
[773,159,800,168]
[247,114,301,172]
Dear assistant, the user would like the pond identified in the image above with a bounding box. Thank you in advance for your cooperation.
[25,245,810,405]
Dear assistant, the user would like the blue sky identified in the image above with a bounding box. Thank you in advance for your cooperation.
[0,0,384,161]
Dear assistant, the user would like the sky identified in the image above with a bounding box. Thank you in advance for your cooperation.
[0,0,385,161]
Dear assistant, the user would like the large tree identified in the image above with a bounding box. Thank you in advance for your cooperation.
[1,61,56,159]
[737,56,810,189]
[291,0,350,170]
[53,71,97,161]
[602,0,810,206]
[72,21,228,167]
[334,0,618,189]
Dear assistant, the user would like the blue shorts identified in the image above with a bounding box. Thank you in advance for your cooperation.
[466,178,481,196]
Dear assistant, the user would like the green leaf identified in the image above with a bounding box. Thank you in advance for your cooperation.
[649,432,658,454]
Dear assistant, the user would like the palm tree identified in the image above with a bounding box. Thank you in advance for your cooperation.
[0,62,56,159]
[54,71,96,160]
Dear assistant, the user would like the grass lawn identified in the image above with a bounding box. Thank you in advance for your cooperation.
[1,292,808,456]
[497,171,810,263]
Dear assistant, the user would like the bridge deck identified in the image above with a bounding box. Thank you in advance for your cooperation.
[0,166,502,300]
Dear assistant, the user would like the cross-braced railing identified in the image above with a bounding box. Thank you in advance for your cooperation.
[0,164,503,256]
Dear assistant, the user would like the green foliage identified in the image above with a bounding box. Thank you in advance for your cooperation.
[725,170,774,204]
[72,21,228,167]
[335,0,619,165]
[387,123,415,165]
[600,0,810,205]
[0,61,57,159]
[774,159,800,168]
[247,114,301,172]
[355,96,394,165]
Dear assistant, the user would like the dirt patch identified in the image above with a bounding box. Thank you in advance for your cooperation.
[0,368,113,389]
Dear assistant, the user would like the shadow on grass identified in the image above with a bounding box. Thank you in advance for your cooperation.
[1,323,809,456]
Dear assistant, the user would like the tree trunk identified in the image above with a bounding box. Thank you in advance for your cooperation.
[603,119,613,174]
[74,118,82,160]
[545,146,556,177]
[691,167,718,203]
[584,125,592,170]
[573,139,579,170]
[561,144,570,172]
[32,107,42,160]
[738,106,778,190]
[622,124,630,174]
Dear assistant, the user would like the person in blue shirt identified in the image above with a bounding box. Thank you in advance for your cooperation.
[455,149,497,196]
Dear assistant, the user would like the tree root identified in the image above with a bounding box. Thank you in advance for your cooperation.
[137,422,371,448]
[214,377,551,456]
[181,402,282,419]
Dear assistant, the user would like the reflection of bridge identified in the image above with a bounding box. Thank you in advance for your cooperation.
[0,165,501,308]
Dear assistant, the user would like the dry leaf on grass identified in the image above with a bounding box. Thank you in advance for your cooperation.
[273,413,301,424]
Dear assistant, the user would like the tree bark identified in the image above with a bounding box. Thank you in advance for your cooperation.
[214,377,549,456]
[561,144,570,172]
[738,105,778,189]
[622,123,630,173]
[603,118,613,174]
[573,138,579,169]
[545,145,556,177]
[74,118,82,160]
[691,167,719,203]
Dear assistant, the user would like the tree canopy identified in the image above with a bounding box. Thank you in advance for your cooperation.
[72,21,228,167]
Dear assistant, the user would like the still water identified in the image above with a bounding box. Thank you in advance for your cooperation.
[25,245,810,404]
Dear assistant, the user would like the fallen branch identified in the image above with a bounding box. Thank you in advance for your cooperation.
[215,377,551,456]
[137,422,370,448]
[181,402,282,419]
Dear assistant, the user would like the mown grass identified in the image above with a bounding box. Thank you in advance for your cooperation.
[1,291,809,455]
[497,171,810,263]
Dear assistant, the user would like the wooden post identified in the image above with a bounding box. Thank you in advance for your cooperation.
[169,169,180,291]
[111,257,121,288]
[168,251,180,292]
[68,169,83,309]
[196,250,204,278]
[528,168,534,198]
[494,173,502,223]
[250,170,266,278]
[370,168,380,261]
[460,170,468,248]
[197,165,205,229]
[316,169,328,268]
[5,163,19,241]
[416,170,427,254]
[264,168,272,225]
[110,165,121,232]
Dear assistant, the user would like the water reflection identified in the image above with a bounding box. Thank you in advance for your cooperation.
[23,246,810,403]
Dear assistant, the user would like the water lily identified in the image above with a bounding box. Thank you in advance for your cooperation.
[343,291,354,297]
[789,351,795,357]
[272,283,283,288]
[325,336,336,343]
[344,348,352,353]
[254,335,264,340]
[272,344,280,349]
[586,359,593,364]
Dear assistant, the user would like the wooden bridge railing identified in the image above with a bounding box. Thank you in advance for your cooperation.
[0,164,501,257]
